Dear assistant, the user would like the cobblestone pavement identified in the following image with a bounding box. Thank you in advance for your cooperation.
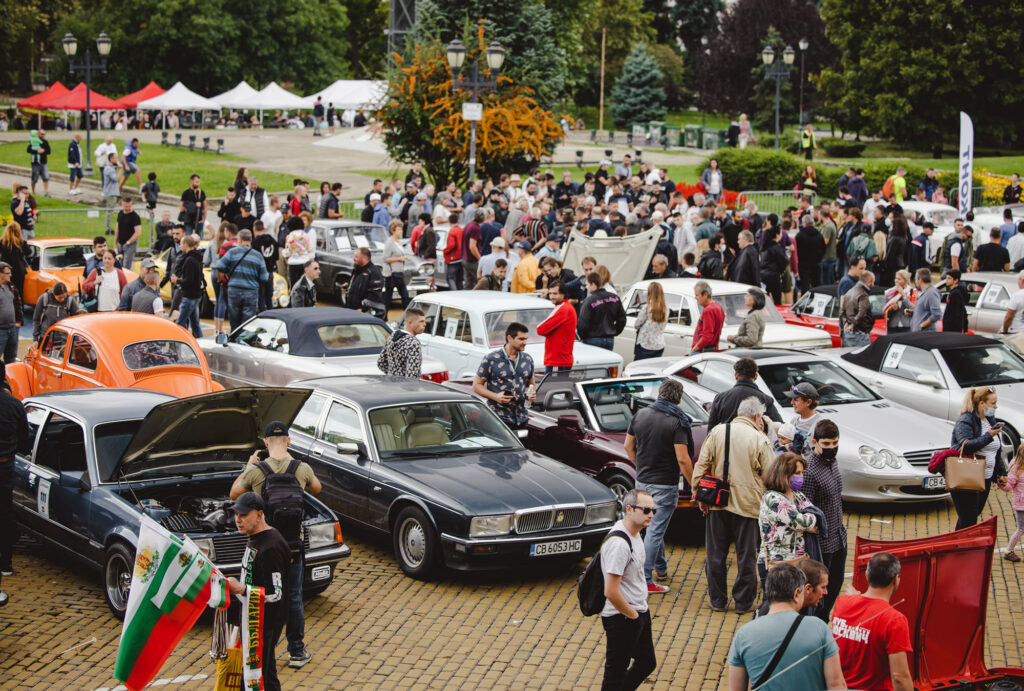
[2,490,1023,690]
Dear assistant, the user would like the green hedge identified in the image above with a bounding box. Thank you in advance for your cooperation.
[820,138,866,158]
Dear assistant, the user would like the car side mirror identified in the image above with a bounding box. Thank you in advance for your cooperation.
[59,470,91,491]
[916,374,943,389]
[515,428,529,439]
[557,415,582,432]
[336,441,366,457]
[215,333,228,346]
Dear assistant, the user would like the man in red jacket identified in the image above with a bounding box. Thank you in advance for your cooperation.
[689,280,724,354]
[536,280,576,375]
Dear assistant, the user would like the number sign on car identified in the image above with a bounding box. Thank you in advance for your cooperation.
[530,539,582,557]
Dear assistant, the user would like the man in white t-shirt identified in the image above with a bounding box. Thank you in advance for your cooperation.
[600,488,657,689]
[1008,231,1024,268]
[1002,272,1024,334]
[94,137,118,167]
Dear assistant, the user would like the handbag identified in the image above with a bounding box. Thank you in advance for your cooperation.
[944,440,987,492]
[695,423,732,507]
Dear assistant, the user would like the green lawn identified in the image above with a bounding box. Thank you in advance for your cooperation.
[0,189,156,249]
[0,137,300,196]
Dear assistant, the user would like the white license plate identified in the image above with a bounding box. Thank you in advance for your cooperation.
[310,565,331,581]
[924,476,946,489]
[530,539,582,557]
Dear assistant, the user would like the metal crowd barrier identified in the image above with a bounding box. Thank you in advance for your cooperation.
[738,190,820,215]
[31,207,154,250]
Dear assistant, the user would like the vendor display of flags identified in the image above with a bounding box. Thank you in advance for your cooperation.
[114,517,229,691]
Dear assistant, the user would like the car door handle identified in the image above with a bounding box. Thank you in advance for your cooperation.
[872,379,885,388]
[53,371,62,378]
[457,350,468,355]
[312,448,323,456]
[372,486,382,494]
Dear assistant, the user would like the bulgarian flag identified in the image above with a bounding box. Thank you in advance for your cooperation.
[114,517,229,691]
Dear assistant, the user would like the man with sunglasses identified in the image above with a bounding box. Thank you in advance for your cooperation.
[600,488,658,690]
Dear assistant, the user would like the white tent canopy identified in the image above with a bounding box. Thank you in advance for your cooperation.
[211,81,259,108]
[137,81,220,110]
[243,81,308,110]
[303,80,386,110]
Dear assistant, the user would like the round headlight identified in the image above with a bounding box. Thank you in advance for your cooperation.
[419,263,435,275]
[859,445,885,469]
[278,294,290,307]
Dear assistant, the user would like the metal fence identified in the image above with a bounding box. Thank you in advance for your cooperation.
[949,186,1005,210]
[30,207,156,250]
[738,190,820,215]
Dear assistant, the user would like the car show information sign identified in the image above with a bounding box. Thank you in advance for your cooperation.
[958,111,974,216]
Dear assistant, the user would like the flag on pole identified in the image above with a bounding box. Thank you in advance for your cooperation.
[958,112,974,216]
[114,517,229,691]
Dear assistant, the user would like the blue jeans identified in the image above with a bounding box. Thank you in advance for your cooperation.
[633,344,663,361]
[446,262,464,290]
[0,325,18,364]
[821,257,838,285]
[259,279,273,312]
[226,286,258,332]
[636,482,678,584]
[176,296,202,337]
[286,553,305,656]
[583,336,614,351]
[842,329,871,348]
[213,280,228,321]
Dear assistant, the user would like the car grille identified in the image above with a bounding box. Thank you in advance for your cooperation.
[903,449,944,468]
[514,506,586,534]
[213,531,310,563]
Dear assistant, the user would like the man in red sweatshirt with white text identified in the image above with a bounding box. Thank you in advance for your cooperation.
[536,280,576,375]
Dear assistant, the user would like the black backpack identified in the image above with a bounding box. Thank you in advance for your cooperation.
[577,530,631,616]
[256,459,304,551]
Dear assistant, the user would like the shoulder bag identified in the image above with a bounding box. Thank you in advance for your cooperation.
[752,614,805,689]
[944,440,987,492]
[695,423,732,507]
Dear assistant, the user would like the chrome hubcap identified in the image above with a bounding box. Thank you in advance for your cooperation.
[400,518,426,567]
[107,554,131,611]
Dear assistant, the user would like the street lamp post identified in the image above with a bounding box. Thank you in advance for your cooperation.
[798,38,809,127]
[761,45,795,151]
[446,39,506,184]
[62,31,111,177]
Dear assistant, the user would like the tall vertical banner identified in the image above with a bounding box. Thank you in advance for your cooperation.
[958,111,974,216]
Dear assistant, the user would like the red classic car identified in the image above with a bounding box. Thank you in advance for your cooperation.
[777,284,888,347]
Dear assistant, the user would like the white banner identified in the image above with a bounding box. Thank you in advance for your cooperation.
[958,112,974,216]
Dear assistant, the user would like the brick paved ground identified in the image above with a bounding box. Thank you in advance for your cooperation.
[2,490,1022,690]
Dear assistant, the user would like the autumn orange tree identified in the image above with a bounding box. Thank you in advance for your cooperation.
[376,33,563,188]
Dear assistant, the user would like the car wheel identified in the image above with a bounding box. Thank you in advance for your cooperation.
[998,421,1020,464]
[104,542,135,619]
[603,472,634,517]
[392,506,439,579]
[199,292,213,319]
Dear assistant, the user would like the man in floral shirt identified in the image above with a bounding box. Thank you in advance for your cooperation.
[799,418,846,622]
[377,307,425,378]
[472,321,537,429]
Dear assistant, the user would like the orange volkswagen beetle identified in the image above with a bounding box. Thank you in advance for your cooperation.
[5,312,223,399]
[22,237,138,306]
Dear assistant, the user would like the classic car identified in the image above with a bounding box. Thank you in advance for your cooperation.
[967,203,1024,243]
[777,284,888,347]
[22,237,139,306]
[625,348,954,503]
[826,332,1024,456]
[198,307,449,388]
[5,313,223,400]
[899,200,960,263]
[402,292,624,380]
[283,375,618,577]
[134,240,290,318]
[934,271,1018,336]
[402,225,450,290]
[308,220,435,302]
[12,387,350,617]
[613,278,832,361]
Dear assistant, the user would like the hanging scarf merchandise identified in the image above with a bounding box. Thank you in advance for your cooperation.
[242,585,266,691]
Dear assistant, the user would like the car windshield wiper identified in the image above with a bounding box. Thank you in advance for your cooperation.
[386,450,443,459]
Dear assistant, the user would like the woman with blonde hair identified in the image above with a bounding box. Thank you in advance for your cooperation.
[738,114,752,149]
[950,387,1009,529]
[595,264,615,294]
[0,221,28,297]
[634,282,668,359]
[883,269,916,333]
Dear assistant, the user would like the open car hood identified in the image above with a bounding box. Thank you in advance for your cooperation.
[851,517,1017,688]
[115,387,312,480]
[562,229,660,295]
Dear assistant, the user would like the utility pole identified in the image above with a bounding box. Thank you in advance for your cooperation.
[598,28,606,133]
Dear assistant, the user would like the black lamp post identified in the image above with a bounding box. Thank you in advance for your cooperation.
[761,45,795,151]
[798,38,809,127]
[446,39,505,183]
[62,31,111,177]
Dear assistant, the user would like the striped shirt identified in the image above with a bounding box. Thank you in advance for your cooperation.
[215,245,269,290]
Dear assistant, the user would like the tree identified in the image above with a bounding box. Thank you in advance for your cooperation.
[376,37,563,188]
[643,0,724,69]
[0,0,76,91]
[748,27,796,134]
[820,0,1024,150]
[577,0,656,106]
[345,0,389,77]
[647,43,691,110]
[611,45,667,129]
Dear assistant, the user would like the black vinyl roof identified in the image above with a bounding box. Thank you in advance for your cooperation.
[254,307,390,357]
[842,332,1000,370]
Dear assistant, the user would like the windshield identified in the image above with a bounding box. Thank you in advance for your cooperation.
[96,419,143,482]
[122,340,201,371]
[758,361,877,406]
[485,308,553,346]
[316,323,390,350]
[369,401,520,459]
[581,379,708,433]
[941,345,1024,387]
[716,294,784,326]
[41,244,90,270]
[927,208,960,226]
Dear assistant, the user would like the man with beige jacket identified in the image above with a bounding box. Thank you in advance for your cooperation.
[692,397,773,613]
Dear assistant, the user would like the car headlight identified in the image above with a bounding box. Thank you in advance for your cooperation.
[277,294,290,307]
[469,514,514,537]
[191,537,215,561]
[307,521,340,550]
[585,501,618,525]
[418,263,435,275]
[880,449,902,469]
[858,445,899,470]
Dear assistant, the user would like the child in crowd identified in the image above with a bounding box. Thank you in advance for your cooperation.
[1001,444,1024,562]
[774,423,797,455]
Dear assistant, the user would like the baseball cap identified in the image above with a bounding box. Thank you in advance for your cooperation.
[490,236,507,248]
[264,420,289,437]
[232,491,265,515]
[922,221,935,229]
[785,382,820,400]
[518,239,533,251]
[140,258,158,269]
[600,159,612,166]
[369,193,381,201]
[510,174,521,182]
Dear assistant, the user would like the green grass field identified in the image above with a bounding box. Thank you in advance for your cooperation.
[0,137,299,195]
[0,189,156,249]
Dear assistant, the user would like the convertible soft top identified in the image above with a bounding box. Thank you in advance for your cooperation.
[256,307,390,357]
[842,332,1000,370]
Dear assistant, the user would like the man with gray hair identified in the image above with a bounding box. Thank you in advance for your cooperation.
[692,396,773,613]
[911,267,941,332]
[841,270,875,347]
[215,228,269,331]
[0,262,22,365]
[624,379,694,593]
[690,281,725,354]
[728,230,761,286]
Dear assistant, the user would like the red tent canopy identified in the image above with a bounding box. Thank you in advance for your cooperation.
[116,81,165,109]
[43,82,122,111]
[16,82,69,109]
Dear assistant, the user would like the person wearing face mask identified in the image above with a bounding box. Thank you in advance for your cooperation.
[756,453,819,594]
[799,419,847,622]
[950,387,1009,530]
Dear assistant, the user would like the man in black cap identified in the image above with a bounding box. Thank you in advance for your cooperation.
[230,421,321,670]
[0,361,28,578]
[226,492,290,691]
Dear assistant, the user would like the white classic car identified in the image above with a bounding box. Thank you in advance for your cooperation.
[402,292,623,380]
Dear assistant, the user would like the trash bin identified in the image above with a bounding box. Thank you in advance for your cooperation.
[701,127,725,150]
[684,124,701,148]
[648,121,666,143]
[664,125,681,147]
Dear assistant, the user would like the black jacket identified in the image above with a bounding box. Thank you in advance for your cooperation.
[758,242,788,279]
[178,249,206,300]
[0,388,29,456]
[697,249,723,280]
[908,232,930,273]
[577,288,626,339]
[942,284,968,333]
[706,379,783,429]
[795,227,826,270]
[291,275,317,308]
[728,244,760,286]
[346,262,385,316]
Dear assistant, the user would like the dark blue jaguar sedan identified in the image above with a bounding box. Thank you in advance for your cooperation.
[285,375,619,577]
[12,387,350,617]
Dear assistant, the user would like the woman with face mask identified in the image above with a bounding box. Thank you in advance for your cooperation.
[950,387,1009,530]
[756,452,819,589]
